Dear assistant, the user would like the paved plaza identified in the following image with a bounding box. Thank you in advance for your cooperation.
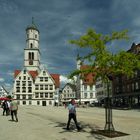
[0,106,140,140]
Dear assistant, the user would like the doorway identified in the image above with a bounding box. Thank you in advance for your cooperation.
[42,101,46,106]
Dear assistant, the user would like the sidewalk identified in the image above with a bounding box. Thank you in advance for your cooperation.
[0,106,140,140]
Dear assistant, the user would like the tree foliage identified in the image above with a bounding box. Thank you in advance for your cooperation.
[69,28,140,82]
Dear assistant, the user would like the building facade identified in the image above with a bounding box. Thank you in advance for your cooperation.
[112,43,140,108]
[95,77,112,105]
[13,20,60,106]
[60,83,76,104]
[76,56,97,104]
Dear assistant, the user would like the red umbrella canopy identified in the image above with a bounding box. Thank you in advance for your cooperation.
[0,97,10,100]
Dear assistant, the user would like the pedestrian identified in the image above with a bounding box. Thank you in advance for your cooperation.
[7,100,11,115]
[2,100,8,116]
[66,99,81,131]
[10,99,18,122]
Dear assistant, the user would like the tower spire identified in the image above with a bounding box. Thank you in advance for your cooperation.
[32,17,34,25]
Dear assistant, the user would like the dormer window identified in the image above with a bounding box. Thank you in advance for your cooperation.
[23,69,26,74]
[43,71,46,76]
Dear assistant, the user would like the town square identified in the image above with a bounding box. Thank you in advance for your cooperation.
[0,106,140,140]
[0,0,140,140]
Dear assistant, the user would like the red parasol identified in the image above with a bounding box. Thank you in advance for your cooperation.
[0,97,10,100]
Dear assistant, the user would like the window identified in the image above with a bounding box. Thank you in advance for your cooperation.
[49,85,53,90]
[35,34,37,38]
[37,101,40,105]
[23,70,26,74]
[132,83,135,91]
[90,85,93,90]
[43,71,46,76]
[28,77,30,80]
[84,93,87,98]
[40,85,43,90]
[127,85,130,92]
[35,93,39,98]
[90,93,93,98]
[40,77,43,82]
[29,52,34,60]
[29,101,32,105]
[35,85,39,90]
[40,93,43,98]
[22,81,26,86]
[50,93,53,98]
[45,85,48,90]
[28,87,32,93]
[22,95,26,99]
[30,43,33,48]
[23,101,26,105]
[32,52,34,60]
[29,52,32,59]
[29,60,33,65]
[16,95,20,99]
[45,93,48,98]
[49,101,52,105]
[22,87,26,93]
[28,81,32,86]
[23,76,26,80]
[84,85,87,90]
[135,82,139,90]
[16,81,20,86]
[19,77,21,80]
[28,95,32,99]
[27,34,29,38]
[45,77,48,81]
[16,87,20,92]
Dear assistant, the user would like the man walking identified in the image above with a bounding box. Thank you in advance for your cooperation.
[66,99,81,131]
[2,100,8,116]
[10,100,18,122]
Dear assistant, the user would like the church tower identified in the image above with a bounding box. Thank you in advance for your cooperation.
[76,54,82,70]
[24,18,40,71]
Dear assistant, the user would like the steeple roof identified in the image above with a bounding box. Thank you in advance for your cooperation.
[26,17,39,32]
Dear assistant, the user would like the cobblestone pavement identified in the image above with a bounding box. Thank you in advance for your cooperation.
[0,106,140,140]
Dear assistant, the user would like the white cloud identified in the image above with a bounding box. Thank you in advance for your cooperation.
[60,75,77,87]
[0,78,5,82]
[7,71,14,76]
[60,75,70,83]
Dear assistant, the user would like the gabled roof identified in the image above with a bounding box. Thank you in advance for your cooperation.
[63,83,76,91]
[14,70,21,78]
[80,65,95,85]
[50,74,60,88]
[14,70,60,88]
[14,70,38,80]
[28,71,38,79]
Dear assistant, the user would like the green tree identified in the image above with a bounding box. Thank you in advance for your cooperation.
[69,28,140,132]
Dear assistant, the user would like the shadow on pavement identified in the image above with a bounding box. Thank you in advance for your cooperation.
[54,121,106,140]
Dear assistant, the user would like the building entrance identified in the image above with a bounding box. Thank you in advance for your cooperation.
[42,101,46,106]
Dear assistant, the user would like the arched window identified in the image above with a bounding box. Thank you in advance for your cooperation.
[29,52,34,60]
[30,43,33,48]
[29,52,31,59]
[32,52,34,60]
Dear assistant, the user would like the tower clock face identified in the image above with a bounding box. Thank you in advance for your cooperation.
[29,60,33,65]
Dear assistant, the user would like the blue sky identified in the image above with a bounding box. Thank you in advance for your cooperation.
[0,0,140,90]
